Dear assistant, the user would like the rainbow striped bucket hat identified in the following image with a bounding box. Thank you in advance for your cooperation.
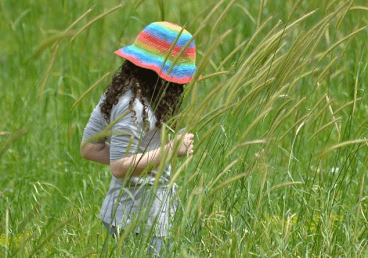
[114,21,197,84]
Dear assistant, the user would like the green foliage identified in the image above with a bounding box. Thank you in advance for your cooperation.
[1,0,368,257]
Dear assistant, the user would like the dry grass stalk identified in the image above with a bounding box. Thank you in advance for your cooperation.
[38,44,59,100]
[0,127,28,159]
[0,132,11,137]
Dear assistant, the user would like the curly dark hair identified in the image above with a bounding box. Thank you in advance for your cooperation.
[100,60,184,129]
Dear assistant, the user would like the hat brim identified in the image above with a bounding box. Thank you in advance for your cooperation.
[115,48,197,84]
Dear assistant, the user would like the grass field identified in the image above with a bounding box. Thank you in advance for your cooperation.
[1,0,368,257]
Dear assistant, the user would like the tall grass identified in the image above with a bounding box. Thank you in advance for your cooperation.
[1,0,368,257]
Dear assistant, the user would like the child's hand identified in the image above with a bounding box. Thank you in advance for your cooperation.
[166,132,194,157]
[167,133,194,157]
[177,133,194,157]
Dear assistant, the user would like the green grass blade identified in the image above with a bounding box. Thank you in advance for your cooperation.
[309,117,342,140]
[71,3,126,42]
[211,0,237,36]
[318,26,367,62]
[71,72,111,110]
[321,139,368,158]
[257,0,265,29]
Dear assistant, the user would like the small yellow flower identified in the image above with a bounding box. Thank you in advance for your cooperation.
[331,214,344,222]
[309,225,317,232]
[0,234,9,246]
[290,215,298,224]
[58,161,63,166]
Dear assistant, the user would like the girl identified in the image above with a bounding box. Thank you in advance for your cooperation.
[80,22,197,255]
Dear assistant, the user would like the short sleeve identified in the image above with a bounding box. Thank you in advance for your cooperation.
[109,93,146,162]
[82,97,106,143]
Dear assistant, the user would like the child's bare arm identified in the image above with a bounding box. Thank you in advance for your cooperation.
[110,133,194,178]
[80,141,110,165]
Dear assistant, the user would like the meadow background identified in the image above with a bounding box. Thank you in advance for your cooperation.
[1,0,368,257]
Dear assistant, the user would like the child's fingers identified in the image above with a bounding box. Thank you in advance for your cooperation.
[185,133,194,143]
[187,143,194,155]
[177,132,195,156]
[179,133,194,139]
